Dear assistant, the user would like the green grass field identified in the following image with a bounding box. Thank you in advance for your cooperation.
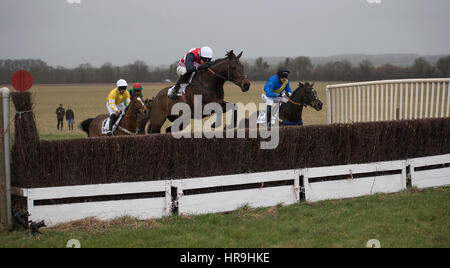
[1,187,448,248]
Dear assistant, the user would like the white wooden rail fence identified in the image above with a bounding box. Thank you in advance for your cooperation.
[172,169,300,215]
[326,78,450,124]
[11,154,450,226]
[303,160,406,202]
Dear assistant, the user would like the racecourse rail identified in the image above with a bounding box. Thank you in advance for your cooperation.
[326,78,450,124]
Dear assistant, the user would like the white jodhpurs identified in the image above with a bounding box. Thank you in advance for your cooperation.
[106,102,126,116]
[256,94,288,125]
[261,93,289,105]
[176,65,187,76]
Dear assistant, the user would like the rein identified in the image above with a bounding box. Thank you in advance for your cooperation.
[117,126,139,135]
[284,86,317,107]
[117,99,145,135]
[285,96,306,106]
[206,59,245,87]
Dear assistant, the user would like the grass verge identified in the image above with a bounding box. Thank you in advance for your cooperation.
[0,187,448,248]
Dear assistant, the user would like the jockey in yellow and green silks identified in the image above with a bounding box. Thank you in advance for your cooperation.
[106,79,130,135]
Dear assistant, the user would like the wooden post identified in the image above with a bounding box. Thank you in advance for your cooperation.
[0,87,11,229]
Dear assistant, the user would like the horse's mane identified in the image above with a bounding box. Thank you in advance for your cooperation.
[207,56,227,67]
[205,50,236,68]
[291,82,313,99]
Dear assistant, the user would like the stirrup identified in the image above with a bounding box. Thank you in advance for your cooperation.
[168,90,177,99]
[168,85,180,99]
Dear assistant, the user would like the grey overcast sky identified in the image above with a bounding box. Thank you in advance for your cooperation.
[0,0,449,67]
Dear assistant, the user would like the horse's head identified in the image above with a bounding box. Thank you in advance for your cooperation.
[224,50,251,92]
[293,82,323,111]
[131,96,147,118]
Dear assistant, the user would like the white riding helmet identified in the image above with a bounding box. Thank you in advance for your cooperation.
[200,46,213,59]
[116,79,128,88]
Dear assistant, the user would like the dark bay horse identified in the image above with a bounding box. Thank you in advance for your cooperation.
[148,50,251,133]
[278,82,323,125]
[80,96,147,137]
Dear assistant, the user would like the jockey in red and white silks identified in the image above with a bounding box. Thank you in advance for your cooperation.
[168,46,213,99]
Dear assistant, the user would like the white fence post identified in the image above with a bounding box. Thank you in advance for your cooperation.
[326,85,332,124]
[326,79,450,124]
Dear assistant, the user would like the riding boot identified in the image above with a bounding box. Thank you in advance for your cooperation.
[271,104,280,125]
[108,114,118,136]
[266,105,272,127]
[169,73,189,99]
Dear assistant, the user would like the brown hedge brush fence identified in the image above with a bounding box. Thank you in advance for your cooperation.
[10,92,450,188]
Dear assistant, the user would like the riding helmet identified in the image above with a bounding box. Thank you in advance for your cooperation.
[133,83,142,91]
[277,67,290,75]
[116,79,128,88]
[200,46,213,60]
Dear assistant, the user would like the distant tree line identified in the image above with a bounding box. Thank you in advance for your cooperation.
[247,55,450,82]
[1,56,449,84]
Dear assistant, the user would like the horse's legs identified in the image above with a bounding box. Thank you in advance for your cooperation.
[219,102,238,129]
[149,114,167,133]
[208,102,247,129]
[138,119,147,134]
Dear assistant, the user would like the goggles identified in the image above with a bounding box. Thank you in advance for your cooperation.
[201,57,212,63]
[279,73,289,79]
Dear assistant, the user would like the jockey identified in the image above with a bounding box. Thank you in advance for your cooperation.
[128,82,143,99]
[106,79,131,135]
[258,67,293,126]
[168,46,213,99]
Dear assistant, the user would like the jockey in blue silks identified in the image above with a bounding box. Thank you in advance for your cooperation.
[257,67,293,126]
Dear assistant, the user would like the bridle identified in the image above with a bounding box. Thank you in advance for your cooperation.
[123,99,145,118]
[205,58,247,87]
[118,98,146,135]
[285,86,318,107]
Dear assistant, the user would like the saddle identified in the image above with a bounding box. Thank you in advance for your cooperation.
[101,113,124,135]
[167,72,196,97]
[167,83,189,97]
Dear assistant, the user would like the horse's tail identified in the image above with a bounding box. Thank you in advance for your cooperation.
[80,118,93,136]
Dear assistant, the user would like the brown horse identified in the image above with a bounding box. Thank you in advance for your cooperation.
[148,50,251,133]
[80,96,147,137]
